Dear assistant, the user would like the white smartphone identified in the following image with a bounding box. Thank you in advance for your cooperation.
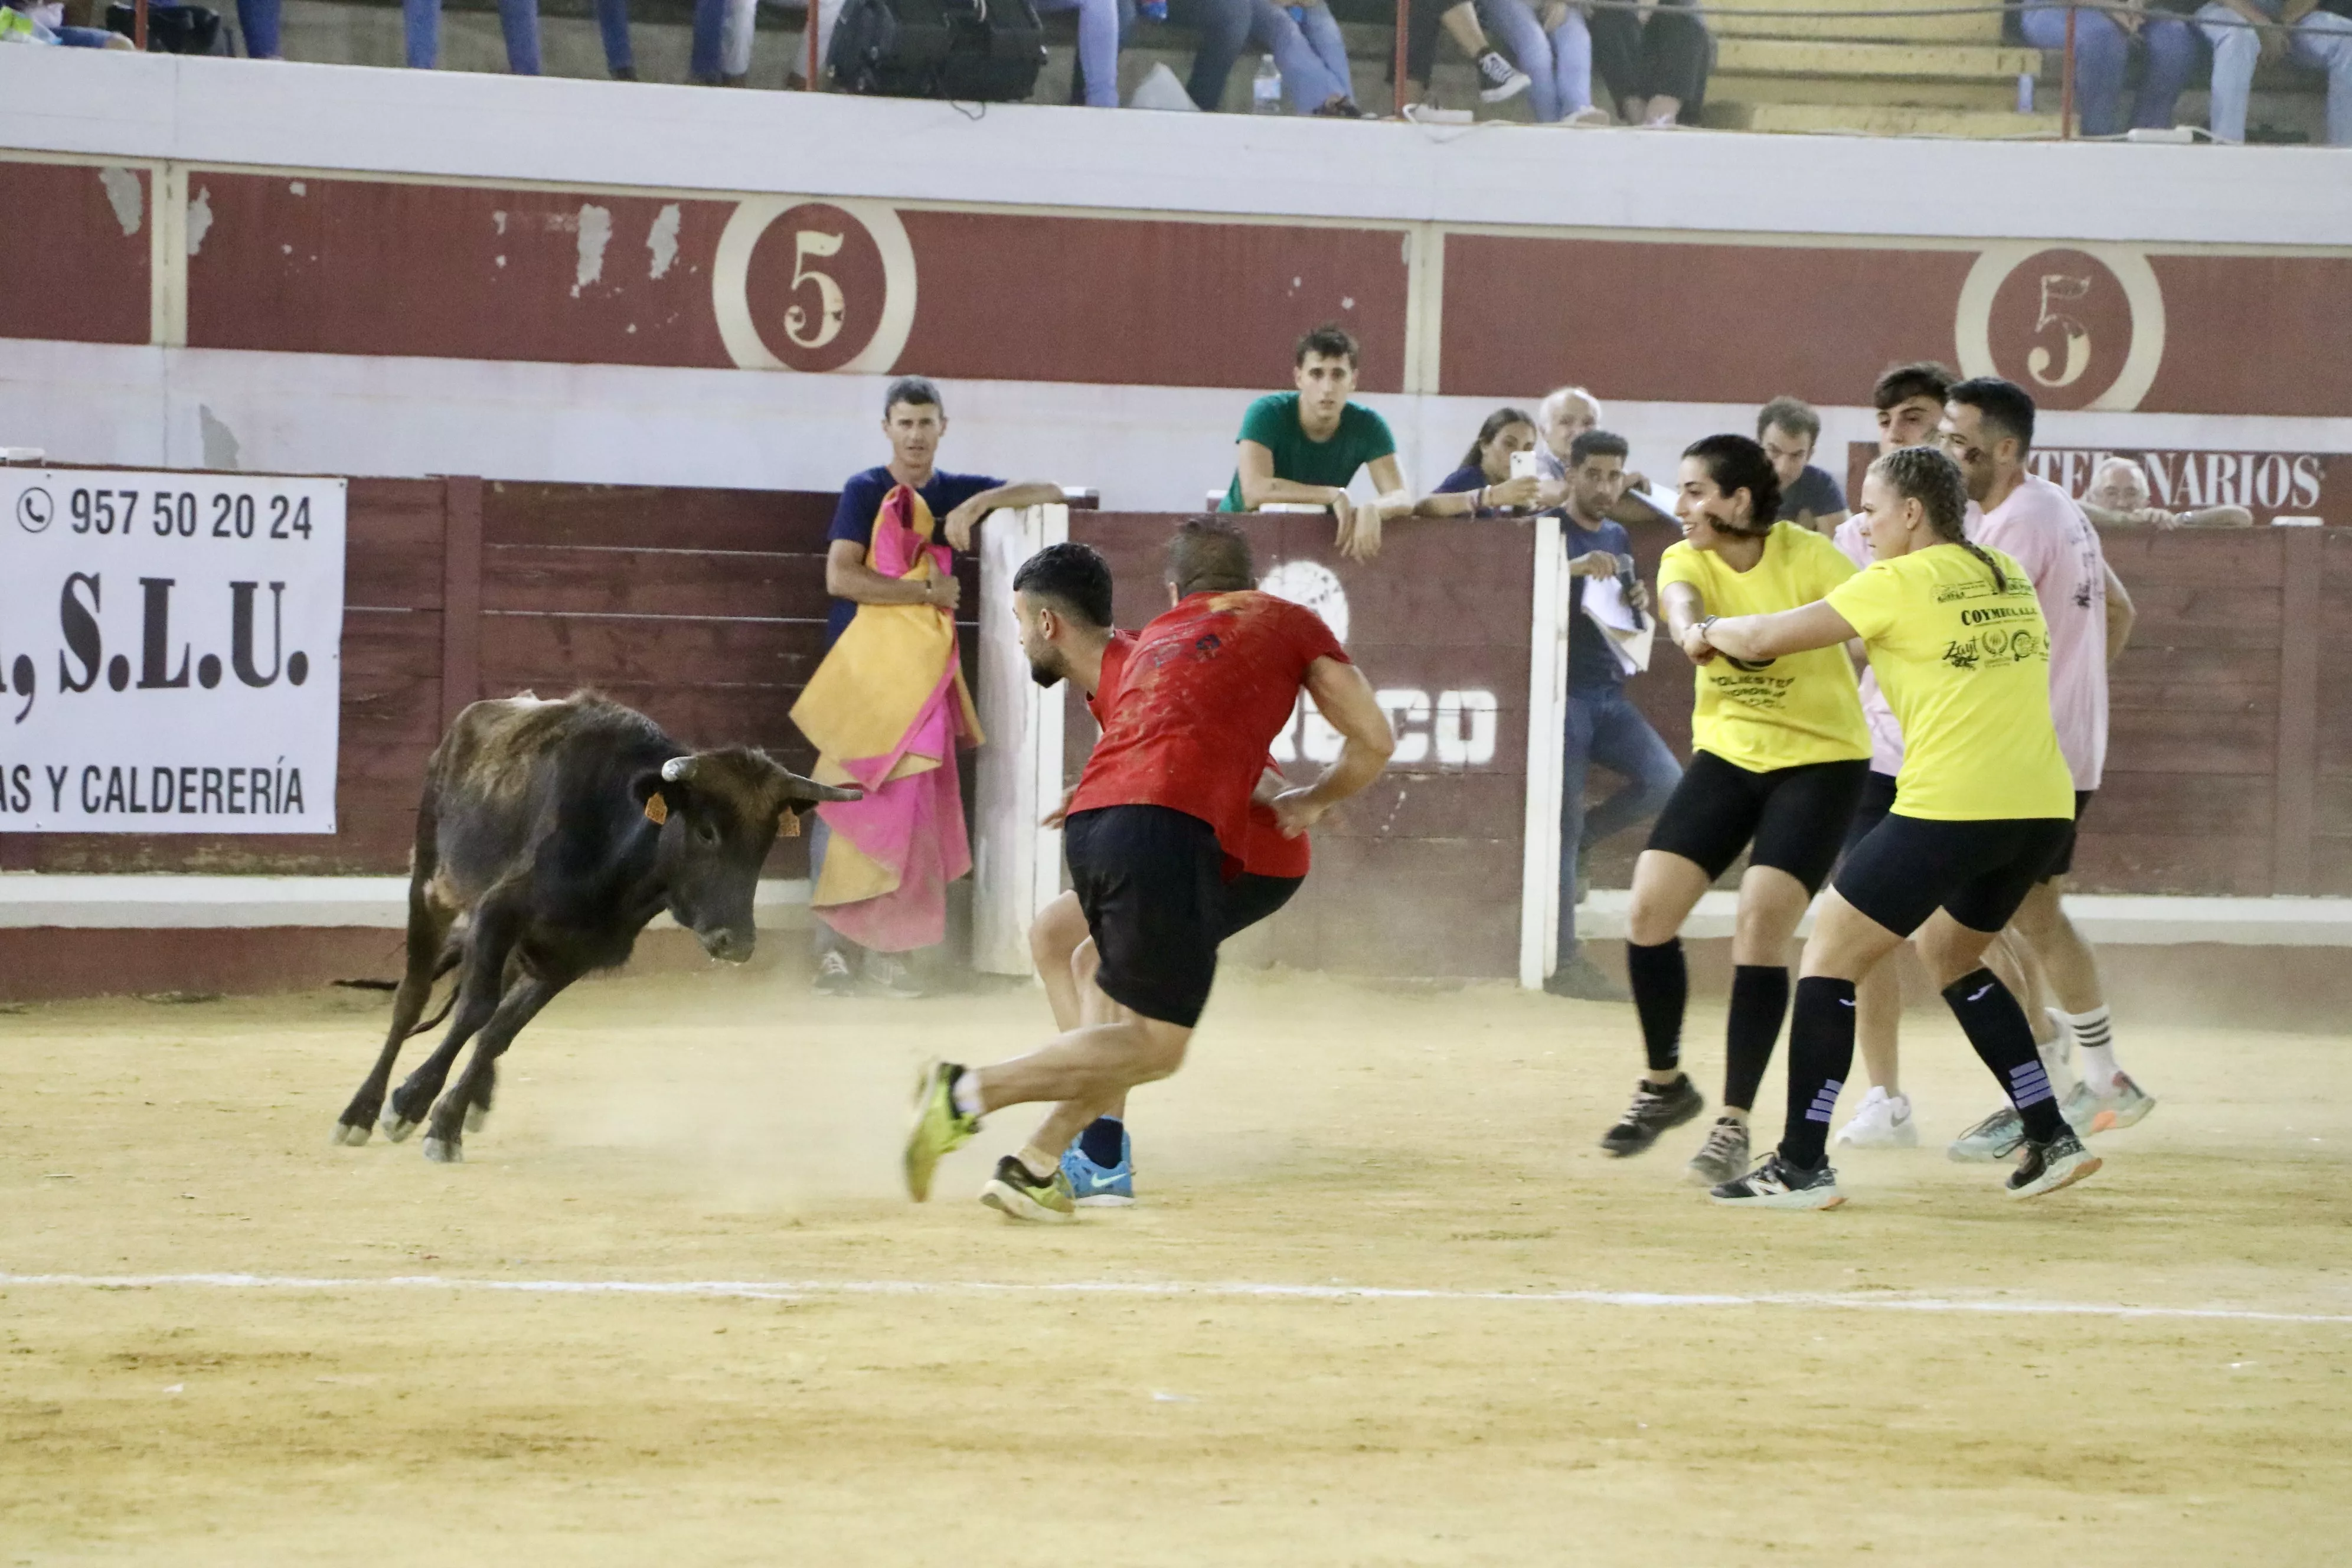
[1508,449,1540,482]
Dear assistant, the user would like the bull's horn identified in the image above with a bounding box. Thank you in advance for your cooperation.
[660,756,697,783]
[779,768,863,803]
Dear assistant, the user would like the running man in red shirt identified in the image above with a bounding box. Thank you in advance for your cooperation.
[901,519,1394,1221]
[1012,541,1315,1207]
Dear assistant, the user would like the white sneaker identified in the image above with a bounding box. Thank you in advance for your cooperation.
[1833,1086,1919,1149]
[2040,1008,2076,1070]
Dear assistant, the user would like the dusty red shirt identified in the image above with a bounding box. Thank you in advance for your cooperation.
[1090,629,1311,880]
[1071,593,1345,871]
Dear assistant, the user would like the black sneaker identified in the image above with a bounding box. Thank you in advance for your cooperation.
[1709,1151,1845,1210]
[2006,1128,2102,1200]
[979,1155,1076,1224]
[1600,1076,1704,1157]
[1475,48,1533,102]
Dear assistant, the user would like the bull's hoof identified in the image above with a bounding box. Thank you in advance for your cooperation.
[329,1121,372,1147]
[380,1112,419,1144]
[465,1105,488,1133]
[422,1136,463,1164]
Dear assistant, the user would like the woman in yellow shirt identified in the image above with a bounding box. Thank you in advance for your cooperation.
[1602,435,1871,1187]
[1693,446,2094,1210]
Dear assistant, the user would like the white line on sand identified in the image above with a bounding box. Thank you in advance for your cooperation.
[2,1272,2348,1326]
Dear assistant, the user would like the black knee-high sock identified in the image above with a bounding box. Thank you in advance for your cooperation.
[1779,975,1856,1169]
[1942,968,2066,1142]
[1723,964,1789,1113]
[1624,938,1686,1076]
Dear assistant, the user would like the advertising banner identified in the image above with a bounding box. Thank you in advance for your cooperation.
[0,470,346,832]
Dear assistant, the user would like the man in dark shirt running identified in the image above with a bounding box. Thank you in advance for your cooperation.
[901,518,1394,1222]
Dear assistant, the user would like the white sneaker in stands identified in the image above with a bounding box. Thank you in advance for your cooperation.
[1833,1086,1919,1149]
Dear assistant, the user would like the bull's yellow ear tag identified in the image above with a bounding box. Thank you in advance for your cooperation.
[777,809,801,838]
[643,792,669,825]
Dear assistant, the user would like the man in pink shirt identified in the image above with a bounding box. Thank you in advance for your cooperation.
[1828,361,1955,1149]
[1938,377,2154,1159]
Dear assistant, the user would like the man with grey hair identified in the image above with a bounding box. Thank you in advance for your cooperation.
[2078,455,2255,530]
[1531,384,1672,527]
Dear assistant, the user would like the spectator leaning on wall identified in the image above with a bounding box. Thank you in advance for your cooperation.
[811,377,1063,998]
[1531,385,1675,529]
[1222,324,1411,560]
[1417,407,1549,517]
[1757,395,1848,534]
[2078,455,2256,528]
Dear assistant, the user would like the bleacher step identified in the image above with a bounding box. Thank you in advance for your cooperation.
[1704,99,2062,136]
[1714,37,2043,81]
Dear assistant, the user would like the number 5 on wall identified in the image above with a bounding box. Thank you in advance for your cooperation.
[711,196,918,374]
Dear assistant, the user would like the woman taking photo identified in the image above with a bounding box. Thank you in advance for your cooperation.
[1599,435,1870,1187]
[1690,445,2096,1209]
[1419,407,1547,517]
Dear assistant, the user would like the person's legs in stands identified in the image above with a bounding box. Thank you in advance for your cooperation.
[2291,11,2352,144]
[1291,0,1358,103]
[403,0,438,67]
[1401,0,1447,99]
[2196,1,2260,141]
[1184,0,1253,107]
[1245,0,1351,111]
[1547,4,1593,113]
[720,0,758,80]
[1636,0,1707,122]
[1584,1,1641,117]
[1073,0,1131,104]
[496,0,542,73]
[1476,0,1560,118]
[236,0,281,57]
[2021,4,2127,136]
[2132,12,2198,127]
[690,0,726,80]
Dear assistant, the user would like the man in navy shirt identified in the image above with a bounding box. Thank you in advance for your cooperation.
[1549,430,1681,1001]
[813,377,1061,995]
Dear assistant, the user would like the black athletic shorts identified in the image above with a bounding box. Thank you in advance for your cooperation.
[2040,789,2095,880]
[1833,812,2076,937]
[1839,769,1901,858]
[1219,873,1304,940]
[1063,804,1224,1029]
[1645,750,1870,895]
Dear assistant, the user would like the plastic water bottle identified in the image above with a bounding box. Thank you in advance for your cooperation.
[1252,55,1283,114]
[2015,72,2034,113]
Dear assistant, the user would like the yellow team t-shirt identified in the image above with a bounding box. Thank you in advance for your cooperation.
[1825,541,2075,823]
[1657,522,1871,773]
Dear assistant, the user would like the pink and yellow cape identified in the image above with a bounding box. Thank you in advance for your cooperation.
[789,485,982,954]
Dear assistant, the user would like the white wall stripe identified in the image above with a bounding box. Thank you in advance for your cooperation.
[2,1272,2346,1327]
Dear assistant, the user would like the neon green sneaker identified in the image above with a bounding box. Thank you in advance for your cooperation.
[903,1060,979,1201]
[980,1155,1077,1224]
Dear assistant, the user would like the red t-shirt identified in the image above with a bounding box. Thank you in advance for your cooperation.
[1070,592,1345,872]
[1089,630,1311,880]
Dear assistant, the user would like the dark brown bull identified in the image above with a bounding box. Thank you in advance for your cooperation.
[331,692,858,1162]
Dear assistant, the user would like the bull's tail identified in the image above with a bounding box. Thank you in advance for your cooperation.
[404,942,466,1039]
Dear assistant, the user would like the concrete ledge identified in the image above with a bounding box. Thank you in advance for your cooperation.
[1577,890,2352,947]
[0,874,811,929]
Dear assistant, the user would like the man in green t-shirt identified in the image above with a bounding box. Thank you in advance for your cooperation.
[1221,324,1412,562]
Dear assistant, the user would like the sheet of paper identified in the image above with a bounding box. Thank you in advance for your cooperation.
[1579,575,1654,675]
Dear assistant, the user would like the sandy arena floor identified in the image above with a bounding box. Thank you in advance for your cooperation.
[1,964,2348,1564]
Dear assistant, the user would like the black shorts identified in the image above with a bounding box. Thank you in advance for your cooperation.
[1645,751,1870,896]
[1840,769,1901,859]
[2040,790,2095,880]
[1063,805,1224,1029]
[1834,812,2076,937]
[1219,873,1303,940]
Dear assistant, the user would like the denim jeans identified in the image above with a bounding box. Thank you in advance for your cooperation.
[404,0,542,72]
[2200,2,2352,144]
[1476,0,1592,119]
[2019,4,2198,136]
[1184,0,1353,109]
[1034,0,1131,104]
[233,0,278,56]
[1558,685,1682,960]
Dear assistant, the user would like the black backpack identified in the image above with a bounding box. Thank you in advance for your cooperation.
[828,0,1046,102]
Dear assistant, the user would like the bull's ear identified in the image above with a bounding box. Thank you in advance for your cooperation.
[631,771,671,825]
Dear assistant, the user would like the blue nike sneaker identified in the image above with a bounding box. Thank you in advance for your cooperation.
[1061,1127,1136,1207]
